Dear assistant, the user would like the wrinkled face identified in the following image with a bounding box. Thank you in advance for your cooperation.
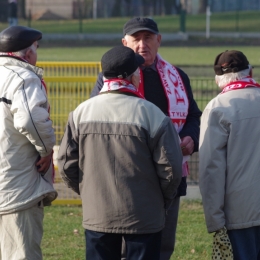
[25,41,38,66]
[122,31,161,67]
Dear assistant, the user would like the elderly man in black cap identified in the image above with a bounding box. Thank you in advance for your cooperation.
[199,50,260,259]
[58,45,183,260]
[0,26,57,259]
[90,17,202,260]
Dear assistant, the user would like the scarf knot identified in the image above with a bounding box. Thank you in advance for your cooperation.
[100,78,144,98]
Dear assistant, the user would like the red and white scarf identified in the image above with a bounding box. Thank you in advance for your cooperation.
[100,78,144,98]
[138,54,190,177]
[138,54,189,134]
[221,76,260,94]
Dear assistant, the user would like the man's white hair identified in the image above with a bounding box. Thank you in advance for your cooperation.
[1,42,37,58]
[103,68,139,82]
[215,65,252,89]
[103,75,132,81]
[124,33,159,41]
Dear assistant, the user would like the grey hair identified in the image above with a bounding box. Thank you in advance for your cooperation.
[124,33,159,41]
[125,75,132,81]
[122,68,140,82]
[10,42,37,57]
[215,65,252,89]
[124,35,132,41]
[103,75,132,81]
[103,68,139,82]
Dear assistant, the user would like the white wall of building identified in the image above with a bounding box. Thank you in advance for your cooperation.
[26,0,73,19]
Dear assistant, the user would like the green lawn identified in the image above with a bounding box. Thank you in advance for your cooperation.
[1,11,259,33]
[42,200,212,260]
[37,46,260,66]
[36,46,260,81]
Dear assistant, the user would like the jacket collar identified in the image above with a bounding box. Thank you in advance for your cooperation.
[0,55,43,79]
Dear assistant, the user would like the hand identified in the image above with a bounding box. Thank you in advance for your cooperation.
[216,227,227,233]
[180,136,194,156]
[36,153,52,174]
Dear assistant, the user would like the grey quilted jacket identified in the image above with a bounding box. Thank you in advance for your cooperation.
[58,91,183,234]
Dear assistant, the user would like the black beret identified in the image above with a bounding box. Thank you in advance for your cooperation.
[0,26,42,52]
[214,50,249,75]
[101,46,145,79]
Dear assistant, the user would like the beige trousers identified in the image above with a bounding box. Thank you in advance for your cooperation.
[0,202,44,260]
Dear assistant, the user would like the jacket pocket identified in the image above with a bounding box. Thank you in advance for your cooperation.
[42,160,54,184]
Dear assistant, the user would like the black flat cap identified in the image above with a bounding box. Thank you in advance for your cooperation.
[101,46,145,79]
[123,17,159,35]
[214,50,249,75]
[0,26,42,52]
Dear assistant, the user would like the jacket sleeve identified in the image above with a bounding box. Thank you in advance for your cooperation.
[57,112,80,194]
[152,117,183,207]
[90,72,104,98]
[199,107,228,233]
[177,68,202,153]
[11,76,55,157]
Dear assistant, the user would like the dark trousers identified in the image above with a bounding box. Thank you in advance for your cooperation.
[227,226,260,260]
[85,229,162,260]
[160,196,180,260]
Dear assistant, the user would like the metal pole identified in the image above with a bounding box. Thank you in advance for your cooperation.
[78,0,83,33]
[206,0,211,39]
[28,9,31,27]
[27,0,33,27]
[93,0,97,19]
[179,7,186,33]
[235,0,240,32]
[206,4,211,38]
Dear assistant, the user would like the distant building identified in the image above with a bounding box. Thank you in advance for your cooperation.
[26,0,73,20]
[1,0,259,21]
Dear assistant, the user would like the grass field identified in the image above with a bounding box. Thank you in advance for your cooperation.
[1,11,260,33]
[37,46,260,66]
[37,46,260,81]
[42,200,212,260]
[39,45,259,143]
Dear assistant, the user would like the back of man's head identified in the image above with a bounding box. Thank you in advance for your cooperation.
[214,50,252,89]
[0,26,42,53]
[101,45,144,79]
[214,50,249,76]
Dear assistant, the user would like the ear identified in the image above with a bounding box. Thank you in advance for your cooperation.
[24,48,32,61]
[157,34,162,46]
[122,38,127,46]
[249,67,253,77]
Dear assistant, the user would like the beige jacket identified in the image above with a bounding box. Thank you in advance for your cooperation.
[0,56,57,214]
[199,87,260,233]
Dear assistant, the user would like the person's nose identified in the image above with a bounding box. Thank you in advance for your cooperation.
[138,39,147,49]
